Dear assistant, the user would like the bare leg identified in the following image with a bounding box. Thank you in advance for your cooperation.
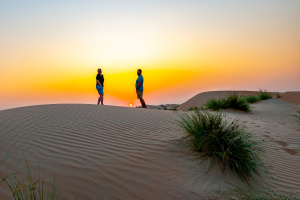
[100,94,104,105]
[140,99,147,108]
[97,96,101,105]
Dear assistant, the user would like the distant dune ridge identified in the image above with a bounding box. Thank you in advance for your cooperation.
[0,91,300,199]
[177,90,281,110]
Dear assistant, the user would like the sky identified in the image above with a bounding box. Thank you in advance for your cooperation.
[0,0,299,110]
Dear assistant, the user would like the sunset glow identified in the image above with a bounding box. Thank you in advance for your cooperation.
[0,1,299,110]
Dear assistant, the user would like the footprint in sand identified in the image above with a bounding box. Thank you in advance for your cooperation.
[281,147,298,155]
[276,141,298,155]
[275,140,288,147]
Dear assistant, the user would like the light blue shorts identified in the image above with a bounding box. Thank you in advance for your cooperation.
[96,85,103,95]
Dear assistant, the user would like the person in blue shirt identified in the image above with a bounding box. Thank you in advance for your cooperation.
[136,69,147,108]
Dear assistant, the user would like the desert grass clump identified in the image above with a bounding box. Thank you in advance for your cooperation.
[205,98,227,111]
[187,106,200,111]
[225,93,250,112]
[244,95,259,104]
[276,93,281,98]
[177,109,264,184]
[205,93,250,112]
[258,89,272,100]
[169,105,179,111]
[0,149,60,200]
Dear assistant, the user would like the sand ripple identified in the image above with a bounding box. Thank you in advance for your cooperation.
[0,105,186,199]
[1,99,300,199]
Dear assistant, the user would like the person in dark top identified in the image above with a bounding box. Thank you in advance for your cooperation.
[96,68,104,105]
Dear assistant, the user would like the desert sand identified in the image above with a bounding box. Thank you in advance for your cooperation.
[0,91,300,199]
[280,92,300,105]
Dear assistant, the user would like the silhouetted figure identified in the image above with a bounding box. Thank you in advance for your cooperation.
[96,69,104,105]
[136,69,147,108]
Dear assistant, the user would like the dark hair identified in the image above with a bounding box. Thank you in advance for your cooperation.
[138,69,142,73]
[98,68,102,71]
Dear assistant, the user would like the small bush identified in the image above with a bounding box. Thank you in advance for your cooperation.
[258,90,272,100]
[244,95,259,103]
[205,93,250,112]
[276,93,281,98]
[226,93,250,112]
[169,105,179,111]
[205,98,227,111]
[209,184,300,200]
[177,109,264,184]
[188,106,200,111]
[0,149,60,200]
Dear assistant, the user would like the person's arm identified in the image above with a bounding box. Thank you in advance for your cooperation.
[97,80,103,87]
[136,82,141,92]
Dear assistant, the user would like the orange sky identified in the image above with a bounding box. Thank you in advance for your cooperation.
[0,1,299,110]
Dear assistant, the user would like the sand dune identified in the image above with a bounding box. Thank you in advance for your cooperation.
[177,90,279,110]
[0,105,185,199]
[219,99,300,192]
[0,99,300,199]
[280,91,300,105]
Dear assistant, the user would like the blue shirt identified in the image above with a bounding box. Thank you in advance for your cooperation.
[136,75,144,92]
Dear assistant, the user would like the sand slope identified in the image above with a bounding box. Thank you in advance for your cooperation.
[178,91,279,110]
[219,99,300,192]
[280,91,300,105]
[0,101,300,199]
[0,105,187,199]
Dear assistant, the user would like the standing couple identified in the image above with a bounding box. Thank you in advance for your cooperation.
[96,68,147,108]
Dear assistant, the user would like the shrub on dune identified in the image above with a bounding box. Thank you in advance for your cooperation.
[225,93,250,112]
[188,106,200,111]
[205,98,227,110]
[258,89,272,100]
[276,93,281,98]
[205,93,250,112]
[244,95,259,103]
[177,109,264,184]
